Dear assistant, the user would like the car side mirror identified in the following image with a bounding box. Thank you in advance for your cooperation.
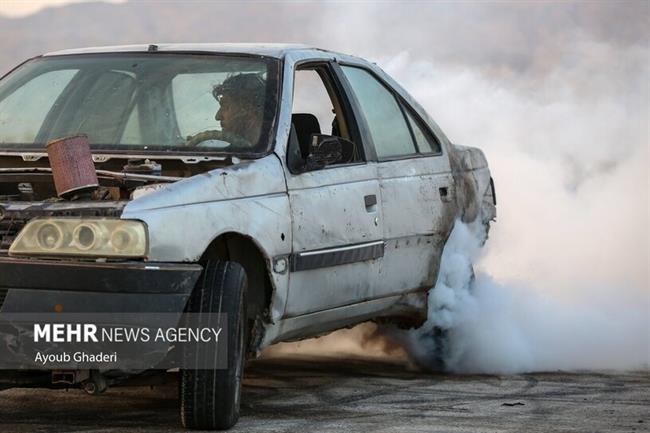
[302,134,355,172]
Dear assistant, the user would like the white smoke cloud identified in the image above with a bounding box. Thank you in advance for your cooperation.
[375,38,649,372]
[397,217,648,374]
[380,50,648,293]
[267,5,649,372]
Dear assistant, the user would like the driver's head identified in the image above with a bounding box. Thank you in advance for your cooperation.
[213,74,266,138]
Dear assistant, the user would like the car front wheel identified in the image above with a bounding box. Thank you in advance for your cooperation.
[180,260,247,430]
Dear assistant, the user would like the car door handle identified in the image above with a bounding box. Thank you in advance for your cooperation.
[439,187,452,203]
[364,194,377,212]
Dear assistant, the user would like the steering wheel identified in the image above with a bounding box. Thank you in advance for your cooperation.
[185,130,229,147]
[185,130,254,149]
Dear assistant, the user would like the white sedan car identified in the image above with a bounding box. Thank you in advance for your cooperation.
[0,43,496,430]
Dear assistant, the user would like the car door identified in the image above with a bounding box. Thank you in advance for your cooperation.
[338,65,456,298]
[283,62,384,317]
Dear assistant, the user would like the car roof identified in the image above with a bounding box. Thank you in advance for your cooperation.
[43,43,335,59]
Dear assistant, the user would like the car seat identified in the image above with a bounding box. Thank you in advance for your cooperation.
[291,113,321,159]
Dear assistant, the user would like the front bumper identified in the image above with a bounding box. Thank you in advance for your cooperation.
[0,258,204,374]
[0,257,202,313]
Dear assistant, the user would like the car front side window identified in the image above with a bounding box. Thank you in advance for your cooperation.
[287,64,362,173]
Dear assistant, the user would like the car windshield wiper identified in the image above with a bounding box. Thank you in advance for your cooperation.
[0,167,181,183]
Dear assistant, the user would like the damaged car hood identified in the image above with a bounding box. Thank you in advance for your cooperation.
[124,155,286,213]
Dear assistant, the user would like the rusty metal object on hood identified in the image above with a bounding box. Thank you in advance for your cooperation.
[46,135,99,198]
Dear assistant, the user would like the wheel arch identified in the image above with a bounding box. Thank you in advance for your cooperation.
[198,231,275,349]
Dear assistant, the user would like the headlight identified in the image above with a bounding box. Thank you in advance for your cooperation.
[9,218,148,258]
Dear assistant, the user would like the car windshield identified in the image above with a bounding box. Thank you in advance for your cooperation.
[0,53,281,155]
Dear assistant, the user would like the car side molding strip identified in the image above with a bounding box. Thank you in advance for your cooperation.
[290,240,384,272]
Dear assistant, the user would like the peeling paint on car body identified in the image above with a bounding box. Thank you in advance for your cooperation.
[122,155,292,323]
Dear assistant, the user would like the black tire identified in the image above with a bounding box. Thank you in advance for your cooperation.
[405,326,449,373]
[180,260,247,430]
[430,327,449,372]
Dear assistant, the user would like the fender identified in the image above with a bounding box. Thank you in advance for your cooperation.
[121,155,292,322]
[448,144,496,225]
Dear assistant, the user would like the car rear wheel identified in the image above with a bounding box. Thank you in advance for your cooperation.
[180,260,247,430]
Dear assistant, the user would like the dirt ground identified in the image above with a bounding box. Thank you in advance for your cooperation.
[0,357,648,433]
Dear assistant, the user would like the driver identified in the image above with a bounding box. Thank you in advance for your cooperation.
[186,73,266,147]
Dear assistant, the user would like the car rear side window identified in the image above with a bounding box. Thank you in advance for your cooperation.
[403,106,441,154]
[340,66,416,159]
